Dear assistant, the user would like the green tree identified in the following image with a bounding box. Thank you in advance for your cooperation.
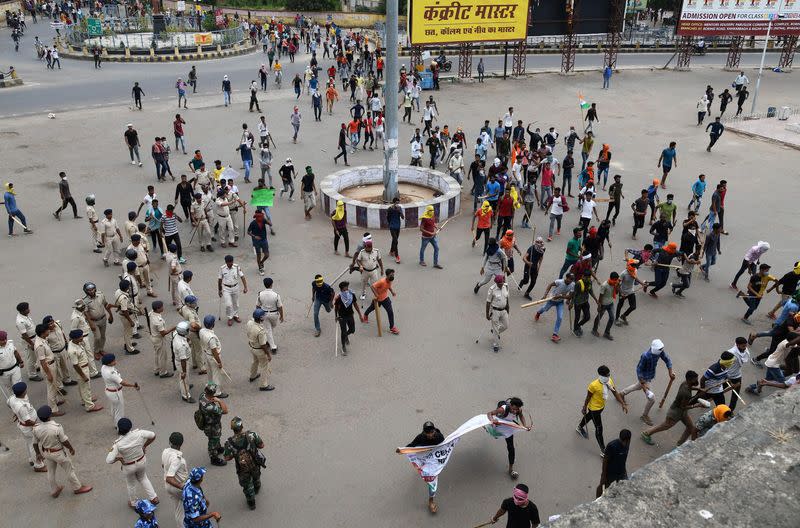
[285,0,340,11]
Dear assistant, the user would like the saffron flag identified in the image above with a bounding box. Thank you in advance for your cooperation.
[397,414,528,495]
[579,93,590,110]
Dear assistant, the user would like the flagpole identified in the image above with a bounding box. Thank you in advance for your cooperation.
[578,92,586,132]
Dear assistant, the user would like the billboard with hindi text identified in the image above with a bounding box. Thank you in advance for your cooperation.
[407,0,530,45]
[677,0,800,36]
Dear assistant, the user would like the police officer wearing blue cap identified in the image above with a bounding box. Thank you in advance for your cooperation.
[7,381,47,471]
[178,294,204,373]
[32,405,94,497]
[134,499,159,528]
[67,329,103,413]
[199,315,227,398]
[182,467,222,526]
[246,309,275,392]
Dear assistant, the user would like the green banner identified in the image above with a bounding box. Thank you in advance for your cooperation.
[87,18,102,37]
[251,188,274,207]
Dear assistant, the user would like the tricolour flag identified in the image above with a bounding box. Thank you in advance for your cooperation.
[579,93,590,110]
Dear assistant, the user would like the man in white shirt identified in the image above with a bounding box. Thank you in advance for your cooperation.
[734,71,749,93]
[502,107,514,136]
[256,277,284,352]
[410,138,423,166]
[724,337,750,410]
[218,255,248,326]
[105,417,157,508]
[421,101,437,137]
[15,302,41,380]
[8,382,47,471]
[162,432,189,528]
[100,354,139,427]
[579,191,600,233]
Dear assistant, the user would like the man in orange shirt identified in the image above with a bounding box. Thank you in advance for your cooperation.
[361,269,399,334]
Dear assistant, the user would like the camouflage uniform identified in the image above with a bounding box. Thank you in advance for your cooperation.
[223,430,264,508]
[198,393,224,464]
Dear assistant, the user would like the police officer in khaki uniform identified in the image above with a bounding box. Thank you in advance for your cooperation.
[70,299,100,378]
[105,417,158,508]
[7,381,47,471]
[122,262,144,330]
[101,353,139,427]
[43,316,77,387]
[124,211,139,241]
[177,270,195,307]
[166,243,183,307]
[99,208,123,267]
[85,194,103,253]
[162,431,189,527]
[149,301,176,378]
[256,277,283,353]
[191,192,214,252]
[173,322,194,403]
[199,315,228,398]
[128,234,156,297]
[178,295,204,373]
[485,274,510,353]
[33,324,64,415]
[215,188,237,248]
[115,280,140,355]
[32,405,93,497]
[355,240,384,300]
[66,329,103,412]
[15,302,42,381]
[82,282,115,356]
[246,309,275,392]
[218,255,248,326]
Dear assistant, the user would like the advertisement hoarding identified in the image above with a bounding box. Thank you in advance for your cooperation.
[677,0,800,36]
[407,0,530,45]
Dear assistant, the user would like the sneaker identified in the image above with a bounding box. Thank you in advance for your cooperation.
[389,327,400,335]
[745,386,758,395]
[395,256,400,263]
[360,315,368,323]
[534,311,541,322]
[591,329,600,337]
[433,264,443,269]
[492,344,499,353]
[603,333,614,341]
[314,329,321,337]
[178,257,186,264]
[360,293,366,300]
[551,334,561,342]
[131,161,137,165]
[750,358,764,368]
[419,261,427,267]
[640,415,654,426]
[576,426,588,439]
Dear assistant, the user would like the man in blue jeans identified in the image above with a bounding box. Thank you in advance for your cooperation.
[419,205,443,269]
[699,223,722,280]
[310,274,334,337]
[535,273,575,343]
[3,182,33,236]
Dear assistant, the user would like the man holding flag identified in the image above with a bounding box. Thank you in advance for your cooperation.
[396,421,444,513]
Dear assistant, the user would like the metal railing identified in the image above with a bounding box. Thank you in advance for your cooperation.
[65,24,245,51]
[723,106,800,124]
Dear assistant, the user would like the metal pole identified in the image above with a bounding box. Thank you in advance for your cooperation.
[503,42,508,79]
[751,1,783,114]
[382,0,399,202]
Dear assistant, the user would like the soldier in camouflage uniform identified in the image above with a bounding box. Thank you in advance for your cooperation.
[197,382,228,466]
[222,416,265,510]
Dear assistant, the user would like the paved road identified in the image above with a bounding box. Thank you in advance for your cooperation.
[0,24,786,117]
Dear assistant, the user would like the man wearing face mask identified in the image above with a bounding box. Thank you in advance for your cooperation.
[656,193,677,225]
[620,339,675,426]
[577,365,628,454]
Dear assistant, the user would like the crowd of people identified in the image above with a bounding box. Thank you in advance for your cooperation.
[2,14,798,528]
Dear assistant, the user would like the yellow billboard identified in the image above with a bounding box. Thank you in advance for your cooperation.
[408,0,529,45]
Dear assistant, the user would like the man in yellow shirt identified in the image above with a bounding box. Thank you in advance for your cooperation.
[576,365,628,454]
[212,160,225,183]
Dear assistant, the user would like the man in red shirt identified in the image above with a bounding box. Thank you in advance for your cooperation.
[173,114,187,155]
[419,205,443,269]
[495,189,515,239]
[361,269,399,334]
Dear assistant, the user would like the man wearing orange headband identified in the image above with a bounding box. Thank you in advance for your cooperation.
[615,259,649,326]
[648,241,682,298]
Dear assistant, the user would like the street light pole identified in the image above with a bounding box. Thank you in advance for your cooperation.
[382,0,399,202]
[751,0,784,115]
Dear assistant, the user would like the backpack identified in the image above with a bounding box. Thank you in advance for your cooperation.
[193,408,206,430]
[496,399,511,418]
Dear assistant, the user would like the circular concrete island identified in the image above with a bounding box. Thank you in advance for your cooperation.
[319,165,461,229]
